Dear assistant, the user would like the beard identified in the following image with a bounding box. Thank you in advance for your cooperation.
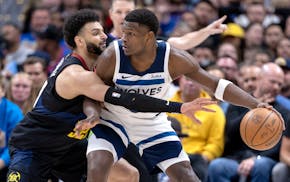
[86,42,103,55]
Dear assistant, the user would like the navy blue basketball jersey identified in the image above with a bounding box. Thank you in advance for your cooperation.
[9,54,89,153]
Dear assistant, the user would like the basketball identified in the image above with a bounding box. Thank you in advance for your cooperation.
[240,108,284,151]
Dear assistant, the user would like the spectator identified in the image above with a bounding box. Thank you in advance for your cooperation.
[216,56,238,84]
[208,63,290,182]
[244,22,264,50]
[274,57,290,110]
[237,63,261,94]
[0,21,34,74]
[0,76,23,181]
[6,72,36,114]
[234,1,280,28]
[21,6,52,49]
[193,0,218,29]
[167,75,226,181]
[272,113,290,182]
[106,0,135,45]
[221,23,245,51]
[276,37,290,60]
[263,23,285,57]
[190,44,215,69]
[22,54,48,94]
[217,42,239,62]
[35,24,69,75]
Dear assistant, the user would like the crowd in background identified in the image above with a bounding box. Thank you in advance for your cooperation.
[1,0,290,181]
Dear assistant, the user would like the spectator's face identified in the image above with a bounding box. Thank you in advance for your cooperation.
[11,75,32,103]
[254,52,271,66]
[216,57,238,82]
[239,66,261,93]
[217,43,238,61]
[110,0,135,34]
[246,4,265,24]
[245,23,263,47]
[179,76,200,100]
[192,47,215,66]
[264,25,284,50]
[257,67,284,100]
[181,12,198,30]
[23,62,47,88]
[277,38,290,59]
[31,9,51,32]
[193,2,215,27]
[1,25,20,45]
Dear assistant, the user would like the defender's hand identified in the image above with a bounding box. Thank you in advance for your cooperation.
[74,115,100,137]
[205,15,227,35]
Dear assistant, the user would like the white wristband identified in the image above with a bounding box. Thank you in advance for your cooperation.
[214,79,232,101]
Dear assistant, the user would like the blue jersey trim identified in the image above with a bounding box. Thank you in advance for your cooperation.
[136,131,177,147]
[100,117,129,140]
[116,79,165,85]
[91,124,127,159]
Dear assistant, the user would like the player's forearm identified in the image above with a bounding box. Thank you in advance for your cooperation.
[83,98,101,119]
[214,79,260,109]
[223,84,260,109]
[168,28,209,50]
[104,87,182,113]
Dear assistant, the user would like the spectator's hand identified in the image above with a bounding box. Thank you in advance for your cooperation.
[181,98,216,124]
[258,93,275,104]
[0,130,5,148]
[74,115,100,137]
[205,15,227,35]
[238,157,255,176]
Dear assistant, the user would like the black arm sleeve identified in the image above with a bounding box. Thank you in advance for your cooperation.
[104,87,182,113]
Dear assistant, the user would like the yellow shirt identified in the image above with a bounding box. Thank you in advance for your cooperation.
[167,90,226,161]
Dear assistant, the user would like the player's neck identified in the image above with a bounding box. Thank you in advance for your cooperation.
[110,28,121,39]
[130,43,157,72]
[73,51,97,70]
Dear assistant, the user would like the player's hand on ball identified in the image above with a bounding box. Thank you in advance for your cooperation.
[181,98,216,124]
[256,102,285,130]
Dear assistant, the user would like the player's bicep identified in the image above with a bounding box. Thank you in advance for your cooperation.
[95,44,116,84]
[74,71,109,102]
[169,48,218,91]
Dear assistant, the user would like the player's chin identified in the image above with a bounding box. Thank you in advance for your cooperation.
[122,47,131,55]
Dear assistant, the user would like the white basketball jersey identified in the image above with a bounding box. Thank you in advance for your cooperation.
[103,40,173,119]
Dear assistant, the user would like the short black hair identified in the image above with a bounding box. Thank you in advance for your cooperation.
[125,8,159,35]
[63,9,99,48]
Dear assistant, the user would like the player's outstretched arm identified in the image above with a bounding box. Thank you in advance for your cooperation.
[57,65,216,117]
[167,16,227,50]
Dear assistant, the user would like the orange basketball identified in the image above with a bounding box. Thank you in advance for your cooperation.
[240,108,284,151]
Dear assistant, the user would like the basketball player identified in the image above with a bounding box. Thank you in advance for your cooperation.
[108,2,229,181]
[6,9,216,182]
[86,9,272,182]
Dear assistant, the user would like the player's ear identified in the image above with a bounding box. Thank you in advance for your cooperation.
[146,31,155,42]
[74,36,83,47]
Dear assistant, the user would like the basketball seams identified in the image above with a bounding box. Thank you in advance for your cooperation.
[242,109,256,145]
[251,111,273,145]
